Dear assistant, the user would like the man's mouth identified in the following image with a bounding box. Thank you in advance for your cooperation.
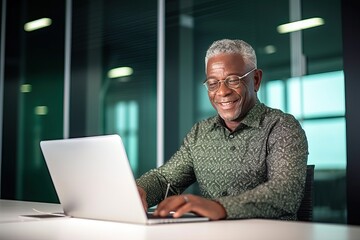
[217,99,238,104]
[217,99,239,109]
[220,101,235,105]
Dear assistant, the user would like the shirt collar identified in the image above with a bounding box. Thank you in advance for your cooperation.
[241,99,265,128]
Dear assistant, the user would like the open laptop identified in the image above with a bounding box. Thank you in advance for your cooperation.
[39,134,209,224]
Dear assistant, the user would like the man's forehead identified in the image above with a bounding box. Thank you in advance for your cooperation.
[208,61,226,69]
[207,55,245,74]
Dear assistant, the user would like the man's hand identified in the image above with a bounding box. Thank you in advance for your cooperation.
[153,194,227,220]
[137,186,148,211]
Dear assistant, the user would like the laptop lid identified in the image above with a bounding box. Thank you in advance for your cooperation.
[40,134,208,224]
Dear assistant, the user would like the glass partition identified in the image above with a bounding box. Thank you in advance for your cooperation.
[1,0,346,223]
[1,0,65,202]
[175,0,345,223]
[70,0,158,178]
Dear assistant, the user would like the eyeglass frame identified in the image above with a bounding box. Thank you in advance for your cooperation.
[203,68,257,92]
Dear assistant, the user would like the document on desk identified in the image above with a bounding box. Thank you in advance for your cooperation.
[19,209,70,220]
[19,214,68,219]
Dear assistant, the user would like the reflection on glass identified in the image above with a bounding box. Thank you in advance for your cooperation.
[266,80,285,111]
[107,67,134,79]
[303,118,346,169]
[277,17,325,34]
[115,101,139,173]
[287,76,303,118]
[302,71,345,117]
[24,18,52,32]
[287,71,345,118]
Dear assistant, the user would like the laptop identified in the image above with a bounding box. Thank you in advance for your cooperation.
[39,134,209,224]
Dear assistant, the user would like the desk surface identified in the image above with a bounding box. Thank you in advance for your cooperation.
[0,199,359,240]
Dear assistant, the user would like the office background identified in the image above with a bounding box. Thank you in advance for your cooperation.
[1,0,359,224]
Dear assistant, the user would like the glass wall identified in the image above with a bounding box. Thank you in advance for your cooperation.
[1,0,65,202]
[0,0,158,202]
[1,0,345,223]
[70,0,158,178]
[174,0,345,223]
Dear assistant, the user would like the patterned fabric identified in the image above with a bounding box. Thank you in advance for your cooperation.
[136,100,308,220]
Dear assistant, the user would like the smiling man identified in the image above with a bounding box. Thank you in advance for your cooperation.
[136,39,308,221]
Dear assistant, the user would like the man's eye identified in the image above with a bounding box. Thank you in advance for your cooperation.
[227,79,240,85]
[207,81,218,87]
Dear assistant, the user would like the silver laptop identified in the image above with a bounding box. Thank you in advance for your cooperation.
[40,134,208,224]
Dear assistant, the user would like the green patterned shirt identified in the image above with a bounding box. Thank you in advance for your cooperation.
[136,100,308,220]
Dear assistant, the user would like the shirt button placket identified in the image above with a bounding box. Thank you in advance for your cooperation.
[229,134,235,151]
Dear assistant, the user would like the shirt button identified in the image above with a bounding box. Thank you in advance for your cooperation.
[221,191,228,196]
[229,134,234,139]
[230,146,236,151]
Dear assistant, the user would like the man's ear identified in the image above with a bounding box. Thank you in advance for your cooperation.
[254,69,263,92]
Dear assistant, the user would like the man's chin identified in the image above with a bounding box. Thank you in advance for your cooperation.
[219,113,239,122]
[218,108,243,121]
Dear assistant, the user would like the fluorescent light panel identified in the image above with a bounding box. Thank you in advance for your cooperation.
[277,17,324,34]
[20,84,32,93]
[34,106,48,115]
[24,18,52,32]
[108,67,133,78]
[264,45,276,54]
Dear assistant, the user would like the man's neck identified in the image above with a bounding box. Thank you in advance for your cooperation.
[223,119,242,132]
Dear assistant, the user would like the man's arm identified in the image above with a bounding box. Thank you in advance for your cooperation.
[154,193,227,220]
[137,186,148,211]
[216,116,308,219]
[135,130,198,208]
[152,115,308,220]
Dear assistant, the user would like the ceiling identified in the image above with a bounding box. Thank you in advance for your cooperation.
[101,0,343,81]
[7,0,343,82]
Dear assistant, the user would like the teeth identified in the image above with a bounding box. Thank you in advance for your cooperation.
[220,101,233,105]
[215,100,238,105]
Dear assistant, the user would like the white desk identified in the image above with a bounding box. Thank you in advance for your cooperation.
[0,199,359,240]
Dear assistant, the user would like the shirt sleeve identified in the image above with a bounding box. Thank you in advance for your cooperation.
[136,131,197,207]
[216,115,309,220]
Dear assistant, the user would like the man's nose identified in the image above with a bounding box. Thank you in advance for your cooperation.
[216,81,233,95]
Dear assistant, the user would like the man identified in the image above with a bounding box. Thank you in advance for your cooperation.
[136,39,308,220]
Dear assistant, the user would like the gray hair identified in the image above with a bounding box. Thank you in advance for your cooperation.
[205,39,257,71]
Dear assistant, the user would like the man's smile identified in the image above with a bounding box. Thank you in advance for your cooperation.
[215,99,239,109]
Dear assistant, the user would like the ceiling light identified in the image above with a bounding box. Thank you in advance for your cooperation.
[277,17,324,34]
[34,106,48,115]
[20,84,32,93]
[107,67,134,79]
[24,18,52,32]
[264,45,277,54]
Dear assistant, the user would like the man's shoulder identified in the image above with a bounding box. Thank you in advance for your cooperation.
[192,115,218,130]
[261,104,301,127]
[263,104,296,119]
[185,115,219,138]
[180,116,219,145]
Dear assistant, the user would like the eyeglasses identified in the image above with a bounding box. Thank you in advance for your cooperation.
[203,68,256,92]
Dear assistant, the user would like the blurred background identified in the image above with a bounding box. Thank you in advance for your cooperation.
[0,0,347,224]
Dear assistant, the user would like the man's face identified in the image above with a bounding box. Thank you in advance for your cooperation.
[206,54,262,127]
